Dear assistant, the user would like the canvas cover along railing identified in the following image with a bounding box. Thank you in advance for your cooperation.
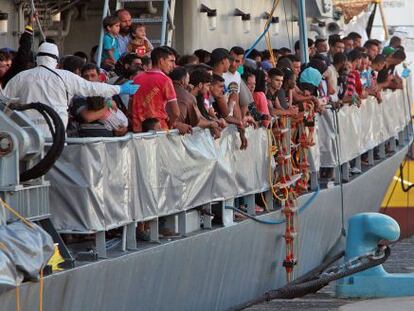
[40,80,412,257]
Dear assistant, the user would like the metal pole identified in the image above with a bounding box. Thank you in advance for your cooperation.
[96,0,110,67]
[160,0,169,46]
[30,0,46,42]
[297,0,309,64]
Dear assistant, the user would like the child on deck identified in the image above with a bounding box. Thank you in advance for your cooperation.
[142,118,161,132]
[102,16,121,70]
[87,97,128,135]
[127,23,153,57]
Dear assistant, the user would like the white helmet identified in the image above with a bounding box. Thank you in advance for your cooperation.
[37,42,59,60]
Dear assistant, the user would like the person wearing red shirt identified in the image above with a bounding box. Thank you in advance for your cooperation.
[131,47,191,134]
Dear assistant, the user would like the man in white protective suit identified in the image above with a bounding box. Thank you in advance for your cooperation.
[3,42,139,137]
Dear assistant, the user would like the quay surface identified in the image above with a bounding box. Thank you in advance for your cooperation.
[245,235,414,311]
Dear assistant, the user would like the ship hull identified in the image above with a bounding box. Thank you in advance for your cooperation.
[0,144,409,311]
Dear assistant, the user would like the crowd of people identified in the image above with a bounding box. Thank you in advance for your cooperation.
[0,9,410,239]
[0,8,409,149]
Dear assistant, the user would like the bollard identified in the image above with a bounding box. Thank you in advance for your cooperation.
[336,213,414,298]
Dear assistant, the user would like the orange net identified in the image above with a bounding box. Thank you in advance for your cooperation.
[333,0,373,23]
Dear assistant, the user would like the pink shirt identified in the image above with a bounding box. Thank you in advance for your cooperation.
[253,91,271,127]
[253,92,270,115]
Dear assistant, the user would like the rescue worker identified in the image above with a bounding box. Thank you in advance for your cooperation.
[3,42,139,137]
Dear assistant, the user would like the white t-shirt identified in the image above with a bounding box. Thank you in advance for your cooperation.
[102,108,128,131]
[223,71,241,94]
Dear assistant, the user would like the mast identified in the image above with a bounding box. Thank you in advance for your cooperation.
[297,0,309,64]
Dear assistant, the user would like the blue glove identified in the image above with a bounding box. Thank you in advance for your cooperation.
[402,68,411,79]
[120,81,140,95]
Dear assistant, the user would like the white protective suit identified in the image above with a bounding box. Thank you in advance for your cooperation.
[3,56,121,137]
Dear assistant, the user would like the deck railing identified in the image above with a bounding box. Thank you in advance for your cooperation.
[44,79,413,256]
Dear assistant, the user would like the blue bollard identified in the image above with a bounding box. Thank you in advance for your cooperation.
[336,212,414,298]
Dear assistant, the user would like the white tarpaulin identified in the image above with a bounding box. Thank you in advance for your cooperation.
[47,127,271,232]
[318,84,412,167]
[46,82,411,232]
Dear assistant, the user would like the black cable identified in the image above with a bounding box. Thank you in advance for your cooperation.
[233,246,390,310]
[366,4,377,39]
[266,247,390,299]
[333,109,346,236]
[37,109,55,138]
[10,102,65,182]
[289,250,345,286]
[382,173,400,214]
[399,162,414,192]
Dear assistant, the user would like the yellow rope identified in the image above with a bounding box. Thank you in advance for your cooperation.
[16,286,20,311]
[0,197,34,229]
[39,268,44,311]
[260,192,270,212]
[264,0,281,66]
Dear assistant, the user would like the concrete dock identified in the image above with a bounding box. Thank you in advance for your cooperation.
[245,236,414,311]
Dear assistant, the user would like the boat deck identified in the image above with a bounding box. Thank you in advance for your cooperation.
[245,235,414,311]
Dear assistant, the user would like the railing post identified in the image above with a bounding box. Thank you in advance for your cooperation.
[201,203,213,229]
[222,199,234,227]
[354,156,362,171]
[341,162,350,182]
[378,143,386,159]
[368,149,375,166]
[310,172,319,191]
[245,194,256,216]
[399,130,405,143]
[126,222,137,250]
[149,218,159,242]
[178,211,187,237]
[265,190,273,211]
[389,137,397,153]
[96,231,107,258]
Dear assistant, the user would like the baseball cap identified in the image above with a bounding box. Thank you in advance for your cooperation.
[299,67,322,87]
[382,46,395,57]
[0,48,16,53]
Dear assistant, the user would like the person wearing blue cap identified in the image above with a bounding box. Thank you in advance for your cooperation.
[299,67,322,92]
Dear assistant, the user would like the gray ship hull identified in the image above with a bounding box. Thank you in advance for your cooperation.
[0,145,408,311]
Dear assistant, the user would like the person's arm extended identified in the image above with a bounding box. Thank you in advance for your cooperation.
[232,100,243,123]
[268,96,290,116]
[392,74,403,89]
[166,99,192,134]
[65,71,121,98]
[107,49,116,63]
[198,118,221,139]
[292,88,315,104]
[166,99,180,128]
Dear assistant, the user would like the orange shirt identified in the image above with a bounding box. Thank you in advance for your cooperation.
[132,70,177,132]
[127,38,152,57]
